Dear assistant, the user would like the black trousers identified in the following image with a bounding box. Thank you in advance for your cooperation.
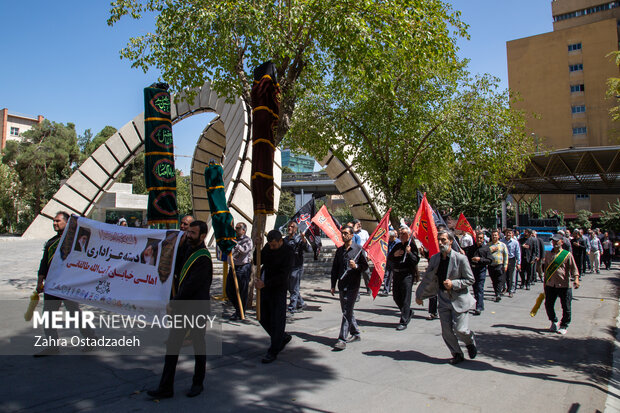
[574,255,586,276]
[428,296,438,316]
[602,251,612,269]
[392,271,413,325]
[544,285,572,328]
[226,263,251,317]
[259,287,288,355]
[488,265,505,298]
[338,286,360,341]
[42,294,95,341]
[159,325,207,392]
[520,261,535,287]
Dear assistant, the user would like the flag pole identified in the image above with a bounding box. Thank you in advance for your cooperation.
[253,213,266,321]
[228,252,245,320]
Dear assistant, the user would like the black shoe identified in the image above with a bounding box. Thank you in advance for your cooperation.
[472,309,481,316]
[449,353,465,365]
[466,344,478,359]
[261,353,277,364]
[147,388,174,399]
[280,334,292,351]
[396,324,407,331]
[525,285,530,290]
[34,347,60,357]
[495,296,501,303]
[426,313,438,320]
[186,384,203,398]
[229,314,240,321]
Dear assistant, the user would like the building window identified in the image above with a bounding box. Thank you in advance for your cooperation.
[554,1,620,22]
[572,126,587,135]
[9,127,19,136]
[568,43,582,52]
[571,105,586,114]
[576,194,590,199]
[569,64,583,72]
[570,84,585,93]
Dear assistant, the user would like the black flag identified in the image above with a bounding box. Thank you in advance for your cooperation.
[288,198,322,260]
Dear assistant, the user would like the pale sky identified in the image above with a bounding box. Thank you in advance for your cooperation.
[2,1,554,174]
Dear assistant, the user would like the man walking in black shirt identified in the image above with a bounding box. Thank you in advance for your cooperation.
[386,226,419,330]
[256,230,295,363]
[331,225,369,350]
[464,231,492,315]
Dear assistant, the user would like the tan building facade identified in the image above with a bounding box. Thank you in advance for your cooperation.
[507,0,620,217]
[0,108,44,149]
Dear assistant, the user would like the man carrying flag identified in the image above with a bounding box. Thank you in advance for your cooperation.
[331,225,369,351]
[386,225,420,330]
[542,234,579,335]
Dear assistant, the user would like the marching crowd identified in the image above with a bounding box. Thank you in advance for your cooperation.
[33,211,615,399]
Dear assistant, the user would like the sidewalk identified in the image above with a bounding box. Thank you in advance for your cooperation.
[0,238,618,412]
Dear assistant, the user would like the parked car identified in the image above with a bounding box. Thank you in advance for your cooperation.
[536,232,554,253]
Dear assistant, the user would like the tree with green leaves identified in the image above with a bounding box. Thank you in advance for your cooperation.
[290,57,532,223]
[607,51,620,122]
[176,170,193,217]
[0,162,21,233]
[79,126,118,156]
[2,120,81,221]
[108,0,467,148]
[600,199,620,232]
[569,209,592,231]
[432,176,506,229]
[277,190,296,218]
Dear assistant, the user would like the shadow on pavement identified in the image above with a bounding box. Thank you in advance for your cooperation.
[362,349,446,364]
[0,330,337,412]
[291,331,335,348]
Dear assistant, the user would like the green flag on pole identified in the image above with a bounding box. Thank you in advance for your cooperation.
[144,84,178,225]
[204,162,236,255]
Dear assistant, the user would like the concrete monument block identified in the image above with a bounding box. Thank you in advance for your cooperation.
[91,145,119,175]
[79,158,110,189]
[65,171,100,200]
[53,185,90,215]
[105,133,131,162]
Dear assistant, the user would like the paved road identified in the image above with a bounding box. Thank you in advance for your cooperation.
[0,238,618,412]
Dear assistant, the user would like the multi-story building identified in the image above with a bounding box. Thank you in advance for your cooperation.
[0,108,44,149]
[281,148,316,173]
[507,0,620,216]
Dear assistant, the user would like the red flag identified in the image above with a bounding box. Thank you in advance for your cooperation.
[410,194,439,257]
[455,212,475,238]
[311,205,343,248]
[363,209,391,299]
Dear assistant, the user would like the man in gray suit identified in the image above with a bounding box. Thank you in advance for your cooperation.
[415,229,477,364]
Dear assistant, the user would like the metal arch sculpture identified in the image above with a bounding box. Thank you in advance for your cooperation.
[22,81,379,239]
[318,149,383,231]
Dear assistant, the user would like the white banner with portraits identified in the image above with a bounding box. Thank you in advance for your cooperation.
[45,216,181,316]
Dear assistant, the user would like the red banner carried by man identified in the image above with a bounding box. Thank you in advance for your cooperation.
[455,212,476,238]
[410,194,439,257]
[363,209,391,298]
[311,205,343,248]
